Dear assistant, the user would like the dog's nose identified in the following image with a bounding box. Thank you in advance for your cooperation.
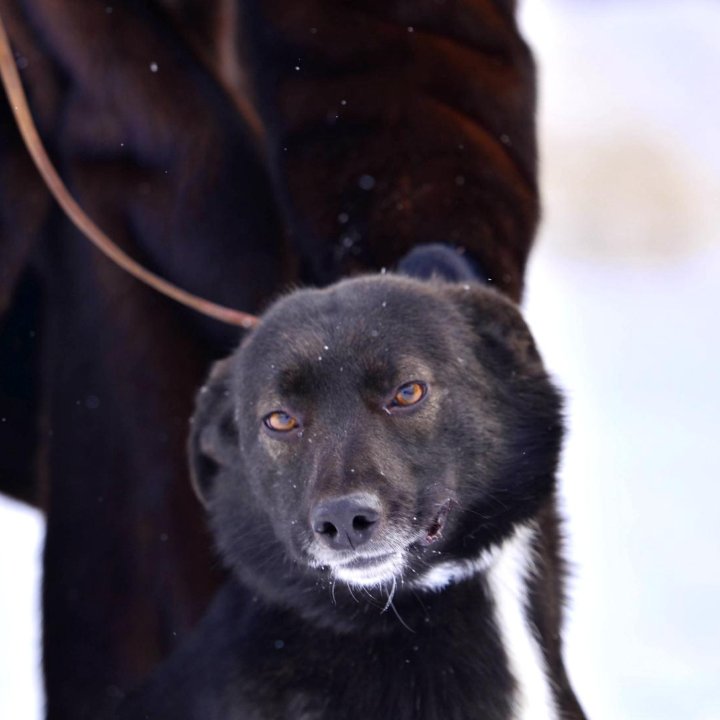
[311,495,380,551]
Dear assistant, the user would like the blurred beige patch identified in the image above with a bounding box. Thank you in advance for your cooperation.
[540,129,720,262]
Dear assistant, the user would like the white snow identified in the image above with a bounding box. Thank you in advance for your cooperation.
[0,496,44,719]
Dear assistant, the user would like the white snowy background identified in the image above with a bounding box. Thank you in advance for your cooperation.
[1,0,719,717]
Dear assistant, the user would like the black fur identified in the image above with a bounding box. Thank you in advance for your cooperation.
[396,243,488,283]
[120,274,585,720]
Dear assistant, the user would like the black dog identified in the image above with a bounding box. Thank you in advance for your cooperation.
[120,252,585,720]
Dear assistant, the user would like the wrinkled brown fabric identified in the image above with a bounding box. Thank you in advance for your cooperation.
[0,1,537,718]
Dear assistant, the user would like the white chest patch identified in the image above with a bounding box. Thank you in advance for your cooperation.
[486,525,559,720]
[414,526,558,720]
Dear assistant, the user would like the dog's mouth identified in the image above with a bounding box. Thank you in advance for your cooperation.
[317,500,456,587]
[305,497,457,588]
[416,498,456,547]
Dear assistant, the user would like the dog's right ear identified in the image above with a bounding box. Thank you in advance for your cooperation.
[188,357,240,507]
[446,284,545,380]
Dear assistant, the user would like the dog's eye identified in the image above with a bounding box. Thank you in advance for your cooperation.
[263,411,299,432]
[390,381,427,408]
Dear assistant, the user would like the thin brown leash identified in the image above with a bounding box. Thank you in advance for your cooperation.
[0,11,260,329]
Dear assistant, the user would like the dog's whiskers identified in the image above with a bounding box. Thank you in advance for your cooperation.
[388,597,415,633]
[381,576,397,614]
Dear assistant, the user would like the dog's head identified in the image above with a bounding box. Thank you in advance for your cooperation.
[190,275,562,595]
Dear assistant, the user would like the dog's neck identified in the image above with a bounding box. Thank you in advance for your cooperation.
[446,523,558,720]
[226,521,560,719]
[359,523,558,720]
[367,523,559,720]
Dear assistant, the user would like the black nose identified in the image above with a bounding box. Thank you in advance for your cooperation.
[311,495,381,551]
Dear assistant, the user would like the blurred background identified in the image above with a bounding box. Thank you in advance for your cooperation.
[1,0,719,717]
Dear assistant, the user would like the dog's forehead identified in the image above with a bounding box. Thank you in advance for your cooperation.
[239,276,453,389]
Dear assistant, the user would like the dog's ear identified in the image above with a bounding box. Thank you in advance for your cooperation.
[188,357,239,507]
[447,284,544,378]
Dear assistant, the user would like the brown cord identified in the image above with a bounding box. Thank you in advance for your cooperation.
[0,12,260,329]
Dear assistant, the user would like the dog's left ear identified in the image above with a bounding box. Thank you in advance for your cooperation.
[447,284,544,378]
[188,357,240,507]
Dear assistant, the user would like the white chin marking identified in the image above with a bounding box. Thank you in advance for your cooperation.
[333,554,405,588]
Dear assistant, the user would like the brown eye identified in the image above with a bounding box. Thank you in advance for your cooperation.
[391,381,427,408]
[264,411,299,432]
